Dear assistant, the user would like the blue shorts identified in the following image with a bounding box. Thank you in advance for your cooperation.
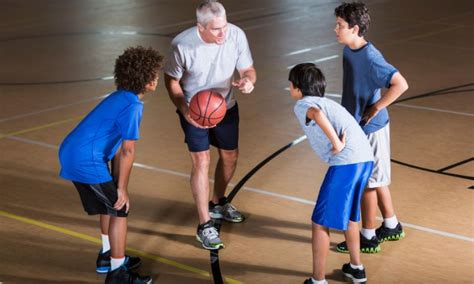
[177,104,239,152]
[312,161,373,230]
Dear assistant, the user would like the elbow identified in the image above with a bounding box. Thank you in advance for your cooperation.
[121,147,135,157]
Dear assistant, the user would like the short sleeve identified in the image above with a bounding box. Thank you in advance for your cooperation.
[163,44,185,79]
[236,28,254,71]
[116,103,143,140]
[370,55,398,89]
[294,99,322,125]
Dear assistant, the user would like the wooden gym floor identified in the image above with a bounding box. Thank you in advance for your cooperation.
[0,0,473,283]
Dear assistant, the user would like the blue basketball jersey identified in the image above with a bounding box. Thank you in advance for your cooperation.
[59,90,143,184]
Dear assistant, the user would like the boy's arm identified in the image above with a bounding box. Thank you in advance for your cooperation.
[112,139,136,213]
[307,107,346,154]
[362,72,409,124]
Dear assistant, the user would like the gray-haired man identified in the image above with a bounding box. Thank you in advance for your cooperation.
[163,0,256,250]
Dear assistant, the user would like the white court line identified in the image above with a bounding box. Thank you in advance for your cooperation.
[0,94,109,123]
[284,42,339,56]
[287,55,339,69]
[6,135,473,243]
[394,103,474,117]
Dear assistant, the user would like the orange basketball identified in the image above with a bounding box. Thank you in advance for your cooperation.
[189,90,227,127]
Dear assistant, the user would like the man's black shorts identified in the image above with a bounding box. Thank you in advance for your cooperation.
[177,104,239,152]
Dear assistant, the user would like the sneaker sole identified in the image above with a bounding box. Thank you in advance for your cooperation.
[379,231,405,243]
[343,273,367,283]
[223,216,244,223]
[336,246,381,254]
[195,235,225,250]
[96,266,109,274]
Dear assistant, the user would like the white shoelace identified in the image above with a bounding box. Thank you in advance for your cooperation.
[202,227,219,240]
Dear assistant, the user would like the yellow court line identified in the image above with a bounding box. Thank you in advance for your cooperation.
[0,116,83,140]
[0,210,243,284]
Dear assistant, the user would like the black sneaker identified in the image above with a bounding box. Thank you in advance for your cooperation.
[96,250,142,273]
[105,266,152,284]
[376,222,405,242]
[336,233,381,254]
[342,263,367,283]
[302,278,327,284]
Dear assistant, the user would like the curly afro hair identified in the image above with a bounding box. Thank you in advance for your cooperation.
[335,2,371,37]
[114,46,163,94]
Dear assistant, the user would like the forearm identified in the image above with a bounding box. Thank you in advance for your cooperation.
[240,67,257,84]
[111,145,121,182]
[116,145,135,191]
[309,108,342,149]
[165,74,188,114]
[374,72,409,110]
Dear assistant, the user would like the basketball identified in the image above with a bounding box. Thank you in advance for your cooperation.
[189,90,227,127]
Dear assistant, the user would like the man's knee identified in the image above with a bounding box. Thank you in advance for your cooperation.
[191,151,211,169]
[219,149,238,165]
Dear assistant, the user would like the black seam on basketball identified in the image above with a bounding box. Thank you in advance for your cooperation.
[203,91,212,126]
[208,91,225,121]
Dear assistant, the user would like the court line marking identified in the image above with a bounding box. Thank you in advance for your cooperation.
[0,94,108,123]
[0,209,243,284]
[393,103,474,117]
[287,55,339,69]
[2,130,472,243]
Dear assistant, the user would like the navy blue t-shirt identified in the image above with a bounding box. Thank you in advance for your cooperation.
[59,90,143,184]
[341,42,398,134]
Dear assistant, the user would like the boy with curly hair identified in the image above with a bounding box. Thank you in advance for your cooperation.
[59,46,162,283]
[333,2,409,254]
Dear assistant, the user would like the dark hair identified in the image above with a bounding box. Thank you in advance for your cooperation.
[288,63,326,97]
[334,2,370,37]
[114,46,163,94]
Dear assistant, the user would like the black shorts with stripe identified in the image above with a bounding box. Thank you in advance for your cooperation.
[72,181,128,217]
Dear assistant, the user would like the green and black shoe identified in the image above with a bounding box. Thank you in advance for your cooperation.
[376,222,405,242]
[336,233,381,254]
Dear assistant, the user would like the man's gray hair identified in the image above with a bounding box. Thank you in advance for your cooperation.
[196,0,226,26]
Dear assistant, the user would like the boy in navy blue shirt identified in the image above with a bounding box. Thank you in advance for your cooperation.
[333,2,409,254]
[59,46,162,283]
[290,63,374,284]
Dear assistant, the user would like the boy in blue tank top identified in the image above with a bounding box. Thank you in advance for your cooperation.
[289,63,374,284]
[59,46,162,284]
[334,2,409,254]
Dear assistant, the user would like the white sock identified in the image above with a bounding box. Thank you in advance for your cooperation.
[361,228,376,239]
[311,278,328,284]
[101,234,110,253]
[350,263,364,270]
[384,215,398,229]
[111,257,125,271]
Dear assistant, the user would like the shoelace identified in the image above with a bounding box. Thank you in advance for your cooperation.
[202,226,219,241]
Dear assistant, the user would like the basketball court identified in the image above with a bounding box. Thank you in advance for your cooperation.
[0,0,473,283]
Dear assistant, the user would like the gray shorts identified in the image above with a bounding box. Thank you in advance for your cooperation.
[367,124,391,188]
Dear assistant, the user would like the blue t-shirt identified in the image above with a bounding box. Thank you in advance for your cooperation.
[59,90,143,184]
[342,42,398,134]
[294,96,374,166]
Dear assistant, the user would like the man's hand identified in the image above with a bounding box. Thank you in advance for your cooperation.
[114,188,130,213]
[181,108,216,129]
[232,77,254,94]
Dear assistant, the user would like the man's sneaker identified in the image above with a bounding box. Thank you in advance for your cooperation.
[96,250,142,273]
[209,197,244,223]
[342,263,367,283]
[376,222,405,242]
[105,265,152,284]
[336,233,381,254]
[196,220,224,250]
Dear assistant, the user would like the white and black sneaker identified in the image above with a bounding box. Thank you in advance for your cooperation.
[342,263,367,283]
